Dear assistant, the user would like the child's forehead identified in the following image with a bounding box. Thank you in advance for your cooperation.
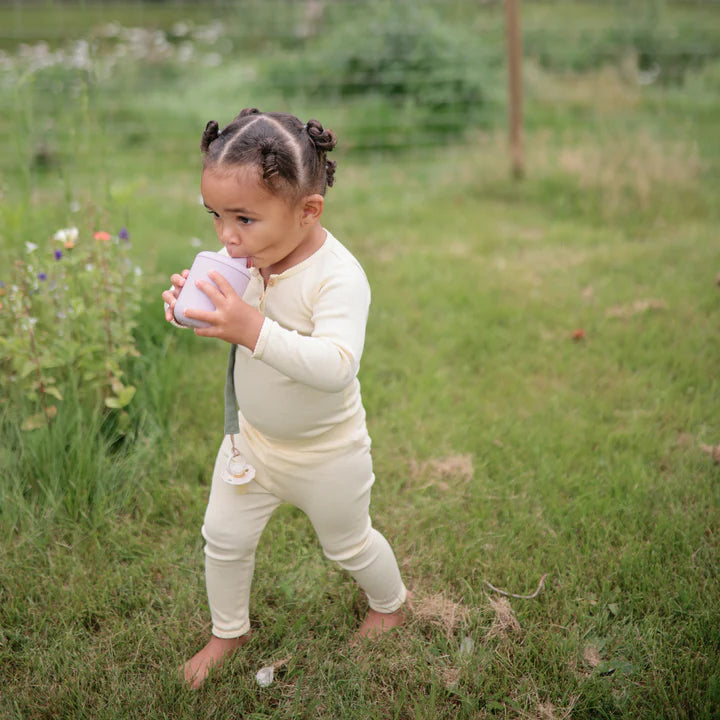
[201,164,298,210]
[201,166,270,203]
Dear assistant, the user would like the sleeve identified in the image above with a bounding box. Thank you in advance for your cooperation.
[251,266,370,393]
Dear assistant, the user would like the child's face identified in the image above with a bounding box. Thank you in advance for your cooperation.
[201,166,319,273]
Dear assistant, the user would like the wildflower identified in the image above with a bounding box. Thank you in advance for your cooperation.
[26,242,39,253]
[94,231,112,241]
[54,250,63,261]
[38,272,47,281]
[54,227,79,244]
[85,264,94,272]
[118,227,130,241]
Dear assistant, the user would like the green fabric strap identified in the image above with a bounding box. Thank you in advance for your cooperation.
[224,344,240,435]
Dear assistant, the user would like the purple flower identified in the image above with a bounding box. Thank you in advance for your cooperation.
[118,227,130,241]
[54,250,63,261]
[38,272,48,281]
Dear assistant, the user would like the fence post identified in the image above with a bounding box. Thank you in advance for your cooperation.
[504,0,524,179]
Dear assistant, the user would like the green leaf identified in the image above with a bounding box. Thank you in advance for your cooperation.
[19,360,37,379]
[104,384,136,409]
[44,386,64,401]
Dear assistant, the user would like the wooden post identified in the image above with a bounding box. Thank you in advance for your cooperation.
[505,0,524,179]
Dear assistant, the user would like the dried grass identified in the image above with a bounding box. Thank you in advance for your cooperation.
[555,131,700,213]
[411,591,471,639]
[409,454,474,491]
[605,298,668,319]
[485,596,522,639]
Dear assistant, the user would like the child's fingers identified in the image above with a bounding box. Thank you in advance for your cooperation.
[182,307,214,326]
[193,324,218,338]
[170,272,187,290]
[161,289,177,306]
[207,271,237,298]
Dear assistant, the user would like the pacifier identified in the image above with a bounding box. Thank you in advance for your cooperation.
[222,436,256,494]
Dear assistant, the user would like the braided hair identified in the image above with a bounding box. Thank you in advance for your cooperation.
[200,108,337,198]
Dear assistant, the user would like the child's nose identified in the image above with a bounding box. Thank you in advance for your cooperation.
[219,221,238,243]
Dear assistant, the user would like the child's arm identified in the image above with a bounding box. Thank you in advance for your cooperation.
[251,270,369,392]
[187,267,369,393]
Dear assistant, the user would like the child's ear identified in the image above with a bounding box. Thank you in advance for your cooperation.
[300,194,324,225]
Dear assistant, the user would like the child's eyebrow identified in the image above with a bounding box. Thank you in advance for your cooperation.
[204,202,256,215]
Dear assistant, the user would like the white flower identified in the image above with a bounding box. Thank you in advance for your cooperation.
[190,237,203,247]
[85,264,94,272]
[25,242,38,253]
[53,227,79,244]
[133,266,143,277]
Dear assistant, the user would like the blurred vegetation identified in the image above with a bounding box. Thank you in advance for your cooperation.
[0,2,719,719]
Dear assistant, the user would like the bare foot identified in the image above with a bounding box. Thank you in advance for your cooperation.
[182,633,251,689]
[356,608,405,639]
[356,592,413,640]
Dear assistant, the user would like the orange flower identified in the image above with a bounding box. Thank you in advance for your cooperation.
[571,328,586,341]
[94,231,112,241]
[64,239,76,250]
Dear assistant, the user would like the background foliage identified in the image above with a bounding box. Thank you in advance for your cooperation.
[0,1,719,718]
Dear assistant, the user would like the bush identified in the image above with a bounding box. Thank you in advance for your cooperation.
[0,223,141,432]
[266,2,488,148]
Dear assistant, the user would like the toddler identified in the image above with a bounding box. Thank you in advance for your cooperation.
[162,108,408,688]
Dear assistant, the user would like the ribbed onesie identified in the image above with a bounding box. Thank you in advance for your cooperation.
[200,230,407,638]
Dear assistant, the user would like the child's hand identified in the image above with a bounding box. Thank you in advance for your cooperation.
[161,269,190,324]
[184,271,264,351]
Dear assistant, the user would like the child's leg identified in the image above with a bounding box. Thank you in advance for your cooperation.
[279,439,408,631]
[184,435,281,687]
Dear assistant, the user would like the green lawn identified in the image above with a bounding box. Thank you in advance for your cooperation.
[1,2,719,718]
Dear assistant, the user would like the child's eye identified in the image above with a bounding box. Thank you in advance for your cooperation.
[237,216,254,225]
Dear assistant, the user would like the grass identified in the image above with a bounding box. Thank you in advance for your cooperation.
[1,2,720,718]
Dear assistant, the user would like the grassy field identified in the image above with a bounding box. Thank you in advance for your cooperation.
[1,2,719,718]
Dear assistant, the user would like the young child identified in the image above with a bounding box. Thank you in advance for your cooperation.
[162,108,408,688]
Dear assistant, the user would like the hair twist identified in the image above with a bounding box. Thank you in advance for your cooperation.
[237,107,260,120]
[306,118,337,152]
[325,159,337,188]
[258,138,281,182]
[200,120,220,153]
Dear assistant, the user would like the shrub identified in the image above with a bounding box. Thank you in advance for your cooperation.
[266,2,488,147]
[0,223,141,432]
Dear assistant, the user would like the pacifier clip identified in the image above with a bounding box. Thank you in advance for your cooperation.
[222,345,256,493]
[222,434,256,494]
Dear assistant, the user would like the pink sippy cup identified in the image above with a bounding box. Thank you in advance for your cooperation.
[173,251,252,328]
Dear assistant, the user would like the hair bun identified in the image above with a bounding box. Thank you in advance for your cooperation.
[238,107,260,118]
[306,119,337,153]
[201,120,220,153]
